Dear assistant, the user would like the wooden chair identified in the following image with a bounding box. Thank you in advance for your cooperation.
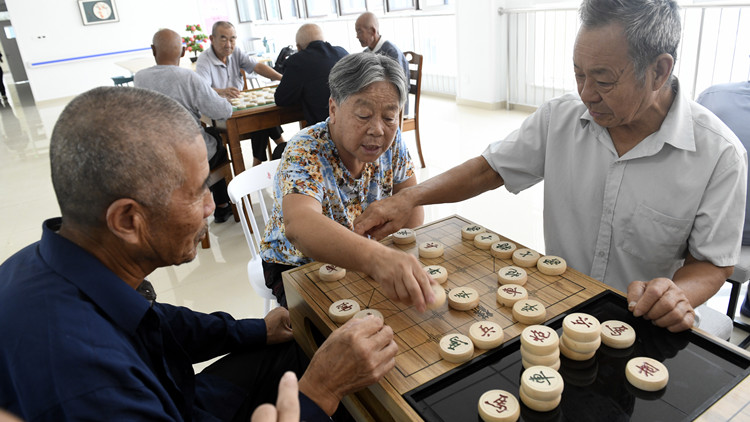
[241,69,260,90]
[401,51,425,168]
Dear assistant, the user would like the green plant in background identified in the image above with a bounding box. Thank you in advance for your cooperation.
[183,24,208,61]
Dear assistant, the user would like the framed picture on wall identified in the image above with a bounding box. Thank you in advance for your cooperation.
[79,0,119,25]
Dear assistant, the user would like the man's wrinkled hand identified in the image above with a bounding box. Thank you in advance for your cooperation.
[264,306,293,344]
[298,316,397,415]
[627,277,695,332]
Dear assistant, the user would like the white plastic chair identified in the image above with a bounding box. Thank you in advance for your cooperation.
[227,159,280,315]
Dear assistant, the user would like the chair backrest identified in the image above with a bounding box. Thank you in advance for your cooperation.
[227,159,280,314]
[403,51,423,121]
[241,69,248,91]
[227,159,280,258]
[111,76,134,87]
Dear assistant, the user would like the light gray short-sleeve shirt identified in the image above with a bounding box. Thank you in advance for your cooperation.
[134,65,232,159]
[195,46,259,91]
[481,80,747,293]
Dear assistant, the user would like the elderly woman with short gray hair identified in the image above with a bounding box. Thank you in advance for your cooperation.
[260,52,436,311]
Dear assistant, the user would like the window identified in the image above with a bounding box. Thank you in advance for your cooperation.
[237,0,265,22]
[386,0,414,12]
[238,0,302,21]
[418,0,453,10]
[338,0,366,15]
[279,0,299,19]
[304,0,338,17]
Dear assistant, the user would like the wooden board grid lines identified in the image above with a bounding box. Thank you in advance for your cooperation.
[283,215,609,421]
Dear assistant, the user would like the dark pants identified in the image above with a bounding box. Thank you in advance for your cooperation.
[262,260,298,308]
[199,341,309,422]
[249,126,284,162]
[206,129,230,206]
[0,65,6,98]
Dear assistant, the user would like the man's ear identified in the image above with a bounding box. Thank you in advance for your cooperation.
[151,45,157,57]
[651,53,674,91]
[180,46,186,58]
[105,198,148,246]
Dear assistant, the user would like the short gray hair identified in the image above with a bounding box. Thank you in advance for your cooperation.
[212,21,235,37]
[50,87,200,227]
[328,52,408,108]
[579,0,681,82]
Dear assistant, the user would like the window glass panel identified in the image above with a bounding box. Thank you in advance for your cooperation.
[266,0,281,20]
[237,0,265,22]
[279,0,299,19]
[338,0,366,15]
[387,0,414,12]
[304,0,336,17]
[419,0,453,9]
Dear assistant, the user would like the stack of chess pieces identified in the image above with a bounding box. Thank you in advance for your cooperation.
[229,87,276,110]
[317,223,668,421]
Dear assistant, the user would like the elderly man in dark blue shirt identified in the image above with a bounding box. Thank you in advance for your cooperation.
[0,87,397,421]
[274,23,348,125]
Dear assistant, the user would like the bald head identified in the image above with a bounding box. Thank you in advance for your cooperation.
[296,24,324,50]
[356,12,379,32]
[151,28,184,65]
[355,12,380,49]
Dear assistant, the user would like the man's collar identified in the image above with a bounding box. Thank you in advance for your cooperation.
[39,218,152,334]
[208,45,228,67]
[371,35,386,53]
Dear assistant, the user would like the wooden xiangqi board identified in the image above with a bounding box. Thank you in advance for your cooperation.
[284,215,610,421]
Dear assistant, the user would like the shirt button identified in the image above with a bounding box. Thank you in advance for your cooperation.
[598,251,606,257]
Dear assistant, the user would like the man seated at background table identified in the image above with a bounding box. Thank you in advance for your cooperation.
[0,86,398,421]
[697,79,750,320]
[274,23,348,125]
[135,28,234,223]
[355,12,409,83]
[260,53,435,311]
[197,21,285,167]
[354,0,747,339]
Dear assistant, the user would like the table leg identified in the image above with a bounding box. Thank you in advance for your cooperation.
[226,120,246,176]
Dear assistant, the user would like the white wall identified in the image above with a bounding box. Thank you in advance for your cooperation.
[5,0,244,101]
[455,0,507,108]
[5,0,569,104]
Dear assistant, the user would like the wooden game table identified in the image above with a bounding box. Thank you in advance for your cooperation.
[212,88,304,176]
[283,215,750,421]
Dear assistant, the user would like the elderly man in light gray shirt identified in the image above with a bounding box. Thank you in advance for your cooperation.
[135,28,235,223]
[196,21,285,167]
[353,0,747,339]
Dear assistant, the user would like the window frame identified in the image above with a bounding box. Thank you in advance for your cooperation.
[385,0,415,13]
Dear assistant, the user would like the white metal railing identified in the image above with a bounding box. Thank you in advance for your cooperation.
[502,3,750,109]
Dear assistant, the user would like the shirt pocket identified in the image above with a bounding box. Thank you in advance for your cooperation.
[621,203,692,263]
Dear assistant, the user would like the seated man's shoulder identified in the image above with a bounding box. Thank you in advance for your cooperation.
[333,46,348,58]
[545,92,586,115]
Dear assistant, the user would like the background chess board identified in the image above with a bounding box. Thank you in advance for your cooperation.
[284,215,608,398]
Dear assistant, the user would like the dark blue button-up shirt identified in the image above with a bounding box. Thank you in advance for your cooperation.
[0,218,328,421]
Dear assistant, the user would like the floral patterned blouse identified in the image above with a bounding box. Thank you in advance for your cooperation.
[260,119,415,266]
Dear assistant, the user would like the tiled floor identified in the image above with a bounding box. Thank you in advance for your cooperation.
[1,78,749,350]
